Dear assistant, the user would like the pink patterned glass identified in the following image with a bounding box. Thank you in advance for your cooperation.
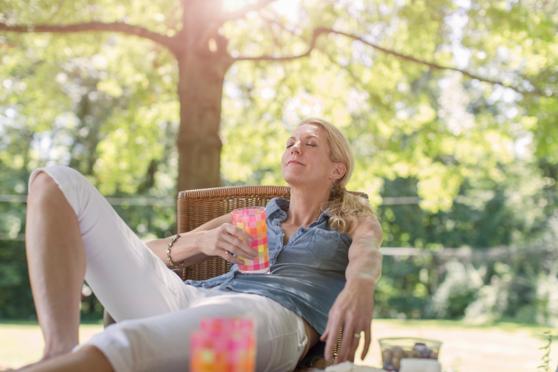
[231,207,270,273]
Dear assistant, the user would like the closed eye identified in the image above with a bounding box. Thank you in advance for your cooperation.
[286,142,317,148]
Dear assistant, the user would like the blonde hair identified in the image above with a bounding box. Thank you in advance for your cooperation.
[297,118,375,233]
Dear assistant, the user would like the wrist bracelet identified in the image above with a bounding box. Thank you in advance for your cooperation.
[166,233,181,267]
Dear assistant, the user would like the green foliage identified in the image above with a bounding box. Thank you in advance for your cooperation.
[374,161,557,323]
[431,261,482,319]
[374,254,435,319]
[0,240,33,318]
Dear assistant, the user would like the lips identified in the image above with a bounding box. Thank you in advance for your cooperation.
[287,160,305,166]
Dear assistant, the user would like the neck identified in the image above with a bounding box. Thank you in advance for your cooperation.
[286,185,331,227]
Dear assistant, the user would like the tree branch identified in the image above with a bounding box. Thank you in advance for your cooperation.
[232,27,327,62]
[0,21,173,49]
[233,26,552,97]
[325,28,550,97]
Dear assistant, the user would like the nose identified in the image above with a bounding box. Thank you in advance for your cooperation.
[289,140,302,154]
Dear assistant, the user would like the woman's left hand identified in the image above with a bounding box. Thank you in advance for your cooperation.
[321,278,375,363]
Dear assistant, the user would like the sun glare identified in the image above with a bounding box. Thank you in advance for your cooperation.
[222,0,300,20]
[222,0,254,13]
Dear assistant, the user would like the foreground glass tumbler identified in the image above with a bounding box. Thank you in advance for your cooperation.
[190,317,256,372]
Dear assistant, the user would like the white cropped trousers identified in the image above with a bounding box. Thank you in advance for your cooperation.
[28,165,307,372]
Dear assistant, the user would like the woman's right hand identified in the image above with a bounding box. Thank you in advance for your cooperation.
[197,223,257,264]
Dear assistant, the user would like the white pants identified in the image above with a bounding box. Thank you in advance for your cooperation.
[28,165,307,372]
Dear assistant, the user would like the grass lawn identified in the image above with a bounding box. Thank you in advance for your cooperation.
[0,319,555,371]
[0,320,103,370]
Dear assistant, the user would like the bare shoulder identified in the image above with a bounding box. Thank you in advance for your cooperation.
[347,214,383,242]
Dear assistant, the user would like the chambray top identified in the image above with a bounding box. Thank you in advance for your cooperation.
[184,197,352,335]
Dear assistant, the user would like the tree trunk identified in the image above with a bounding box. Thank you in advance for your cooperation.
[176,51,230,191]
[174,0,232,192]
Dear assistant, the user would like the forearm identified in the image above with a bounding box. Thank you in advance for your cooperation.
[145,231,207,267]
[145,213,232,267]
[345,244,382,289]
[345,216,383,289]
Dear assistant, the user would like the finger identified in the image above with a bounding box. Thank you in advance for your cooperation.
[236,227,254,245]
[321,314,333,342]
[349,329,361,362]
[220,233,244,253]
[320,327,329,342]
[361,322,372,360]
[339,318,357,362]
[325,315,342,362]
[224,251,240,264]
[225,225,257,258]
[338,329,351,362]
[221,232,256,259]
[224,224,249,242]
[235,227,258,258]
[223,223,237,234]
[220,249,241,265]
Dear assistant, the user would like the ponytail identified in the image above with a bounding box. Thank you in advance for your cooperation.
[325,182,375,234]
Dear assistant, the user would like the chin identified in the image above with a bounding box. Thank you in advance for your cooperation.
[284,177,317,191]
[282,174,303,188]
[282,169,320,189]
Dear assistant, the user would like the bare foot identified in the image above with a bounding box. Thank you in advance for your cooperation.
[9,360,38,371]
[13,349,72,371]
[11,358,45,372]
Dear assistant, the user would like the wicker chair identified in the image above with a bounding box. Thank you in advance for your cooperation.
[104,185,364,369]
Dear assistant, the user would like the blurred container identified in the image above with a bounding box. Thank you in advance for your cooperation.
[400,359,442,372]
[191,317,255,372]
[379,337,442,372]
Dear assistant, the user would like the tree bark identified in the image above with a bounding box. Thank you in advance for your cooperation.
[174,50,231,191]
[173,0,232,192]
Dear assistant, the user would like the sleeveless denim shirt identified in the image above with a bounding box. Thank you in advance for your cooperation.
[184,197,352,334]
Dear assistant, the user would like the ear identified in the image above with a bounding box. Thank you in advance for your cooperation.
[330,162,347,182]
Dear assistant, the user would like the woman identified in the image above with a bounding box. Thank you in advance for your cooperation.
[19,118,383,372]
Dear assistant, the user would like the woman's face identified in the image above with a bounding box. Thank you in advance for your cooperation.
[281,124,346,189]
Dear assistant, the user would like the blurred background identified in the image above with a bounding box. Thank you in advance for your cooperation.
[0,0,557,370]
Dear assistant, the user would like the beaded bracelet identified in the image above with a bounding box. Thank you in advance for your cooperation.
[166,233,182,267]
